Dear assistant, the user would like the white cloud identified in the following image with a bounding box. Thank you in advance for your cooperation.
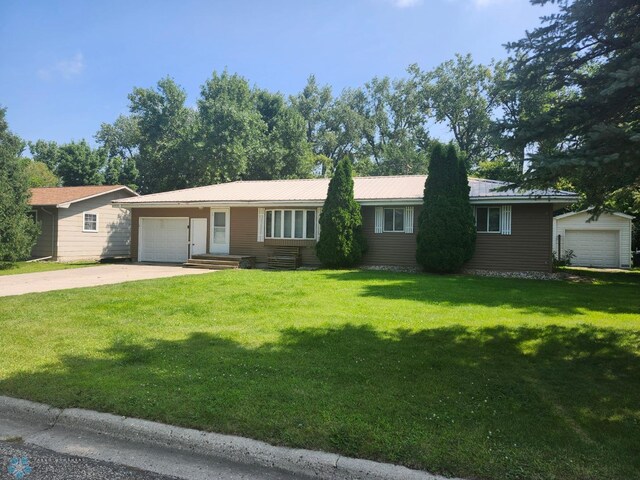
[471,0,511,8]
[387,0,423,8]
[38,53,85,80]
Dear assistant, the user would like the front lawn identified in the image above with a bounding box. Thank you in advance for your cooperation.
[0,261,99,276]
[0,270,638,479]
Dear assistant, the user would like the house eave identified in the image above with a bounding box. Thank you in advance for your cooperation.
[114,194,579,209]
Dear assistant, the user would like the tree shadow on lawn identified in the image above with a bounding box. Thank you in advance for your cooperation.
[2,324,639,480]
[322,270,640,316]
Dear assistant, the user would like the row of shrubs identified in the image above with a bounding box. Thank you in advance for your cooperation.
[316,144,476,273]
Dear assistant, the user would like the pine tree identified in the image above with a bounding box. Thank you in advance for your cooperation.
[416,144,476,272]
[506,0,640,210]
[0,108,39,267]
[454,147,477,263]
[316,158,367,267]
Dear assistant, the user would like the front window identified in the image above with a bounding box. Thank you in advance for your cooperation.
[83,212,98,232]
[475,207,500,233]
[383,208,404,232]
[266,209,316,239]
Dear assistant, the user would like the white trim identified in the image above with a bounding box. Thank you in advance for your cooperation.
[404,206,414,234]
[113,194,579,209]
[554,209,635,221]
[468,196,576,205]
[501,205,512,235]
[210,208,230,255]
[257,208,265,242]
[82,211,99,232]
[374,207,383,234]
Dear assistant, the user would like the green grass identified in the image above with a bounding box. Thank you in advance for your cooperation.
[0,261,99,276]
[1,270,639,480]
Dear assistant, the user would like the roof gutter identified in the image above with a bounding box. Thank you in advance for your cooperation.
[114,194,579,209]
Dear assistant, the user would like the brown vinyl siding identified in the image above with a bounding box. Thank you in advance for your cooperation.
[361,204,553,272]
[466,203,553,272]
[361,206,420,267]
[130,208,210,261]
[229,207,320,264]
[128,203,553,271]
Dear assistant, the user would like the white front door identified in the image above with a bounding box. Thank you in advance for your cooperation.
[190,218,207,256]
[210,209,230,254]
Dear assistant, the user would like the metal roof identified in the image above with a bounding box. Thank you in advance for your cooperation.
[114,176,577,206]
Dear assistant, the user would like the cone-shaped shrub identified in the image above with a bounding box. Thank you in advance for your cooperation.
[316,158,367,267]
[416,143,476,272]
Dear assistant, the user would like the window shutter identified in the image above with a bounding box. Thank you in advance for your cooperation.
[501,205,512,235]
[316,207,322,239]
[257,208,265,242]
[375,207,383,233]
[404,207,414,233]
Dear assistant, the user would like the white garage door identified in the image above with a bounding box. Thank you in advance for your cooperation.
[565,230,619,267]
[139,218,189,263]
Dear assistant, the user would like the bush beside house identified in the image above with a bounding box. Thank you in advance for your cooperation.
[316,158,367,267]
[0,108,39,268]
[416,144,476,273]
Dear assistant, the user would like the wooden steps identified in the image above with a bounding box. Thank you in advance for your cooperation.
[183,254,255,270]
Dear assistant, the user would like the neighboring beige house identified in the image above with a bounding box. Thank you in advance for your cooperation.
[29,185,139,261]
[553,210,634,268]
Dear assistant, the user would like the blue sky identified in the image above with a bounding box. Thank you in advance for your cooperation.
[0,0,552,146]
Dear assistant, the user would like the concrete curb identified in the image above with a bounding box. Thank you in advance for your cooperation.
[0,395,451,480]
[0,395,62,427]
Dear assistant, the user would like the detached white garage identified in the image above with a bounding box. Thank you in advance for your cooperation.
[553,210,634,268]
[138,217,189,263]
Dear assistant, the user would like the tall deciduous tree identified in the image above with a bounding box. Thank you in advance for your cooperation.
[351,76,431,175]
[316,157,367,267]
[506,0,640,210]
[246,88,312,180]
[56,140,105,186]
[96,115,140,189]
[291,76,363,175]
[416,143,475,272]
[0,108,38,267]
[28,139,59,171]
[29,139,106,186]
[412,54,497,167]
[23,160,59,187]
[197,71,264,183]
[129,77,198,193]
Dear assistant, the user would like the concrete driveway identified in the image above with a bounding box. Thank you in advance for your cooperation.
[0,264,213,297]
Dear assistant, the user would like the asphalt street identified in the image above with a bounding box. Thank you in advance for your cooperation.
[0,440,178,480]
